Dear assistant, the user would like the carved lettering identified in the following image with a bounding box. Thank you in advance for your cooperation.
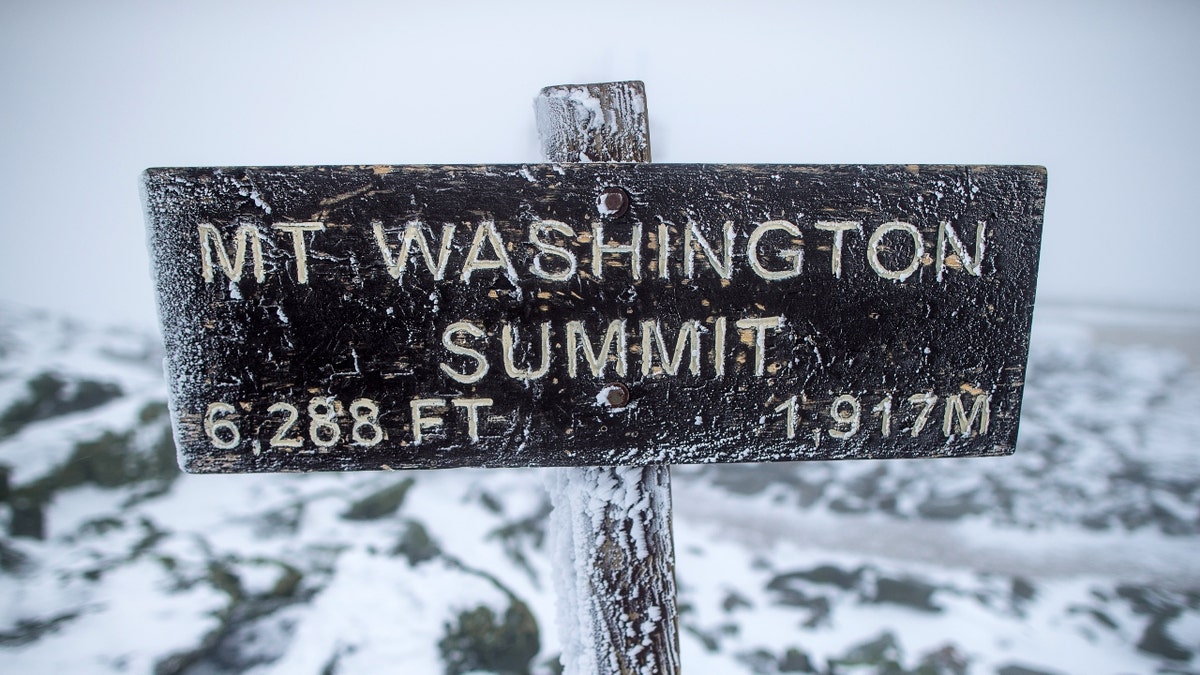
[936,220,986,281]
[440,322,489,384]
[943,392,991,436]
[592,221,642,280]
[198,223,264,283]
[373,220,456,281]
[452,397,493,442]
[566,320,628,378]
[684,220,734,280]
[461,220,517,283]
[502,322,552,381]
[815,221,862,279]
[641,319,701,377]
[273,222,325,284]
[747,220,803,281]
[868,221,923,282]
[529,219,578,282]
[735,316,783,377]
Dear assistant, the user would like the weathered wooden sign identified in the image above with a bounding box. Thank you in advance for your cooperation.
[143,163,1046,473]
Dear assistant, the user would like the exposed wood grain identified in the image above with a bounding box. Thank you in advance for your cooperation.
[535,81,651,163]
[536,80,679,675]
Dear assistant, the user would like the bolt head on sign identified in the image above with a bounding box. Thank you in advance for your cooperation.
[598,187,631,219]
[141,164,1046,474]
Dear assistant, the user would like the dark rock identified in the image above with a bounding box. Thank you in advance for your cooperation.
[487,499,552,582]
[706,464,825,506]
[873,576,942,612]
[735,648,776,674]
[915,644,969,675]
[983,475,1016,520]
[996,664,1065,675]
[684,625,720,653]
[196,610,301,673]
[1066,604,1119,630]
[778,647,816,672]
[1137,613,1192,662]
[0,611,82,647]
[477,490,504,514]
[158,558,324,674]
[709,465,782,495]
[721,590,753,613]
[207,561,244,602]
[138,402,169,424]
[0,372,122,438]
[1116,584,1181,616]
[393,520,440,566]
[439,600,540,675]
[794,565,863,590]
[764,567,860,626]
[1117,502,1192,536]
[830,631,905,674]
[256,504,304,537]
[1010,576,1037,616]
[341,478,415,521]
[841,631,900,663]
[154,626,224,675]
[764,574,832,626]
[12,424,178,515]
[1011,577,1037,602]
[846,466,888,500]
[917,493,987,520]
[130,517,169,559]
[271,565,304,598]
[8,497,44,540]
[77,516,124,537]
[541,653,565,675]
[792,479,827,508]
[0,539,30,574]
[829,497,870,514]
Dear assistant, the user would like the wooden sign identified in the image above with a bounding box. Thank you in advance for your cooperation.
[143,163,1046,473]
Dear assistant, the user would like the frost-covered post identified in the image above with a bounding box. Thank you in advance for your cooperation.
[536,81,681,674]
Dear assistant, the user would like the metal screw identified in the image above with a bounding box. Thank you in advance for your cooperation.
[604,382,631,408]
[597,187,630,219]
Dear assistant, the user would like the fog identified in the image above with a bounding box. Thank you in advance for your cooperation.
[2,0,1197,330]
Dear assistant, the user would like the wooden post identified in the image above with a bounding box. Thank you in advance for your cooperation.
[535,81,652,163]
[536,81,680,674]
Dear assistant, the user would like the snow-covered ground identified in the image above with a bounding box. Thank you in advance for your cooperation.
[0,304,1197,674]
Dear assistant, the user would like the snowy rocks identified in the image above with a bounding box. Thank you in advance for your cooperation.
[438,600,540,675]
[871,576,942,613]
[0,372,123,439]
[1,306,1199,673]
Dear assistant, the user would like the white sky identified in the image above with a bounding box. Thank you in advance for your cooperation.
[1,0,1197,331]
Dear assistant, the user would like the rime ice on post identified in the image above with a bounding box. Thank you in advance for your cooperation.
[536,81,681,674]
[534,81,651,164]
[548,466,676,674]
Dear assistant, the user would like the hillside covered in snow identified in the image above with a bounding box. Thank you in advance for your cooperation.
[0,304,1197,674]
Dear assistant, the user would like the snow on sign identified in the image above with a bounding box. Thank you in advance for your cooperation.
[142,164,1046,473]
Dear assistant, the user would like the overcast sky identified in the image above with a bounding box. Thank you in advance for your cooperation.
[1,0,1197,331]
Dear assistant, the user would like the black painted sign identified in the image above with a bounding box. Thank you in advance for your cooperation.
[143,164,1046,473]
